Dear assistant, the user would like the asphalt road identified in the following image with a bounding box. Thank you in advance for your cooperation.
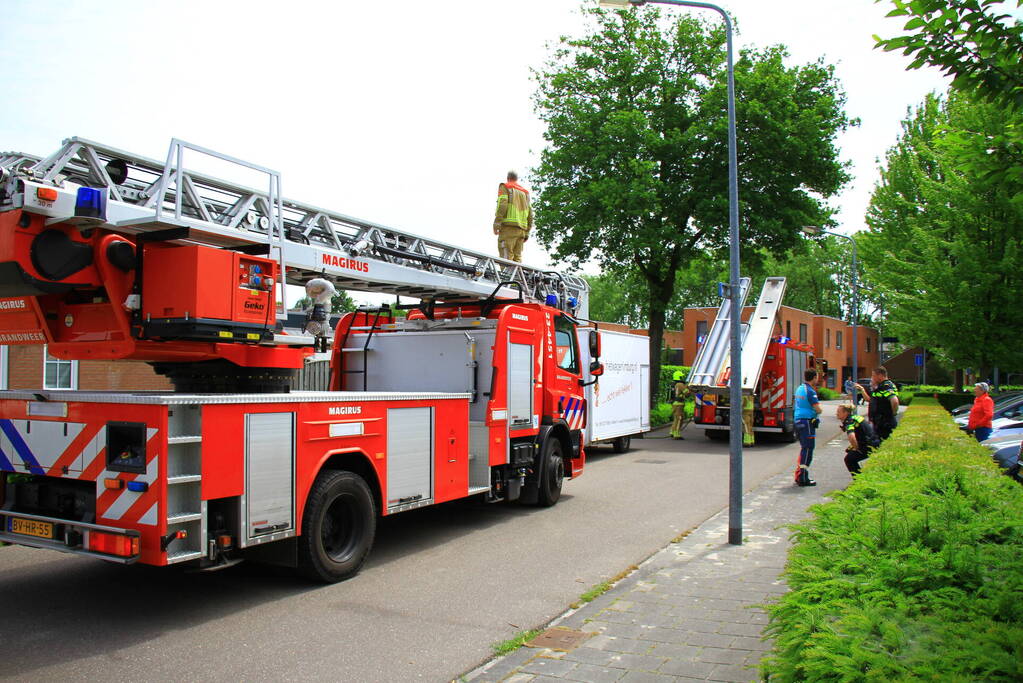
[0,409,842,682]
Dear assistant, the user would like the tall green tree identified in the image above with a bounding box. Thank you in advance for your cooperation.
[531,4,854,404]
[862,91,1023,377]
[874,0,1023,108]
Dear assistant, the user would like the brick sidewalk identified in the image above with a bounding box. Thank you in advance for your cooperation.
[462,429,852,683]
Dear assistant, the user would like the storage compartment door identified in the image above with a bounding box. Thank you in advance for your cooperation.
[386,407,433,510]
[508,343,534,429]
[245,412,295,539]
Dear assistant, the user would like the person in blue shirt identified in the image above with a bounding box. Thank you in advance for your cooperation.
[793,369,823,487]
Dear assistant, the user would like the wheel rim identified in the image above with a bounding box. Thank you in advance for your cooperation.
[548,451,564,491]
[321,493,362,563]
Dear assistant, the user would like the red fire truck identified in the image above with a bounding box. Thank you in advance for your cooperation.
[688,277,823,442]
[0,137,602,582]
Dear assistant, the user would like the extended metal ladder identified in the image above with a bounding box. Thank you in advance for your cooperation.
[0,137,589,317]
[738,277,786,390]
[687,277,752,389]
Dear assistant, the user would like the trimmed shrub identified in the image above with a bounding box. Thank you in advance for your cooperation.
[897,389,914,406]
[816,386,839,401]
[658,364,692,404]
[650,402,673,426]
[762,398,1023,681]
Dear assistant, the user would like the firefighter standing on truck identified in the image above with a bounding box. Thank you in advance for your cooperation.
[493,171,533,262]
[669,372,690,439]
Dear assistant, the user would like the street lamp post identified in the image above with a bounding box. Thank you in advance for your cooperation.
[599,0,743,545]
[803,227,858,388]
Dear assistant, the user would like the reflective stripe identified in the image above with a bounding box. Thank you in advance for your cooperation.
[0,419,45,475]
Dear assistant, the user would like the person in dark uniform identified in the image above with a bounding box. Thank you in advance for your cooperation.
[836,403,880,475]
[855,366,899,440]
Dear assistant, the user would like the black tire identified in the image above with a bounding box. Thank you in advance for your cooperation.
[782,427,798,443]
[537,438,565,507]
[612,435,632,454]
[705,429,728,441]
[298,470,376,583]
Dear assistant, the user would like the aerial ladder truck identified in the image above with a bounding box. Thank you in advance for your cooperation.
[0,137,605,582]
[687,277,822,442]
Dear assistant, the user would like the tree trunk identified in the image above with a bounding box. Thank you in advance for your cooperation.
[953,368,964,393]
[648,295,667,410]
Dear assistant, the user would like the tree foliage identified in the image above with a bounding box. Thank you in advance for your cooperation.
[874,0,1023,109]
[862,91,1023,374]
[292,290,356,315]
[532,4,854,403]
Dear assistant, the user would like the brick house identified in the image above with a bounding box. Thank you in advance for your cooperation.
[0,345,171,391]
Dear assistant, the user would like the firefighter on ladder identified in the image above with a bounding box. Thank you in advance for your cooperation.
[493,171,533,262]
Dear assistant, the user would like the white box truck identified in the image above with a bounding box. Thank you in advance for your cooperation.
[578,328,651,453]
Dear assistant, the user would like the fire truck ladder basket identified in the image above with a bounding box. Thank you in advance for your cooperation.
[1,137,589,317]
[337,306,394,391]
[739,276,787,391]
[686,277,752,390]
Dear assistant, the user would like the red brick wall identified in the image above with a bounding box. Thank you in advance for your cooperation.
[4,345,171,391]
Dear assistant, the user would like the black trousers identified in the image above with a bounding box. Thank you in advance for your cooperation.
[874,418,895,441]
[844,449,869,475]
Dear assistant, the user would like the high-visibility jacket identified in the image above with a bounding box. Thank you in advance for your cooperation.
[494,181,534,233]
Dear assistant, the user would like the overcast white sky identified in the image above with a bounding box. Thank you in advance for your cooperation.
[1,0,954,298]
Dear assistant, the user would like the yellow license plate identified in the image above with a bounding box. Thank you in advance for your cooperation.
[9,517,54,540]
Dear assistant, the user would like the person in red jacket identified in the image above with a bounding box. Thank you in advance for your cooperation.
[967,381,994,442]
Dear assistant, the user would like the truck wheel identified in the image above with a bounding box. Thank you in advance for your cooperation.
[705,429,728,441]
[298,469,376,583]
[781,428,798,443]
[537,438,564,507]
[612,435,631,454]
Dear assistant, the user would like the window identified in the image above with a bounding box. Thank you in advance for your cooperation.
[799,323,807,343]
[826,328,830,349]
[827,369,837,389]
[554,316,579,373]
[0,345,7,389]
[696,320,708,343]
[785,320,791,338]
[44,347,77,389]
[836,331,843,350]
[865,337,871,353]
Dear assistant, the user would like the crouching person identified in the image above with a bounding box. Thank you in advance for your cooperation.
[837,403,880,476]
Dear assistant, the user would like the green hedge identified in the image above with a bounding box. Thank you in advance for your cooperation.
[817,386,839,401]
[658,365,691,404]
[762,398,1023,681]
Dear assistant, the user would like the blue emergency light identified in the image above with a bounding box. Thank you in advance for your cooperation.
[545,294,558,307]
[74,187,107,220]
[778,336,791,345]
[126,481,148,493]
[568,296,578,309]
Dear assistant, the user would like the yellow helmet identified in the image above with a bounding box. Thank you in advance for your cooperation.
[673,371,684,381]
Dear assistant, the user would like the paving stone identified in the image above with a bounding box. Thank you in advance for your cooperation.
[646,643,702,660]
[561,662,625,683]
[561,646,619,666]
[693,647,749,666]
[728,636,771,652]
[521,657,580,677]
[677,632,735,649]
[658,657,719,678]
[714,622,764,638]
[503,675,537,683]
[604,653,668,672]
[707,663,758,682]
[673,618,721,634]
[619,672,682,683]
[586,635,650,654]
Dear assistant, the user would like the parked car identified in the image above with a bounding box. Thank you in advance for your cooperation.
[986,421,1023,440]
[954,396,1023,429]
[982,434,1023,483]
[950,390,1023,417]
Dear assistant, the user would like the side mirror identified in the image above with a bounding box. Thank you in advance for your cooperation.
[589,330,601,358]
[589,360,604,376]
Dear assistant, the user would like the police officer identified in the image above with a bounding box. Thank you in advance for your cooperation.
[669,371,690,439]
[855,366,899,440]
[793,369,822,487]
[836,403,879,475]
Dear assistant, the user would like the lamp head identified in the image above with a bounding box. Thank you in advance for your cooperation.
[801,225,823,236]
[598,0,645,7]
